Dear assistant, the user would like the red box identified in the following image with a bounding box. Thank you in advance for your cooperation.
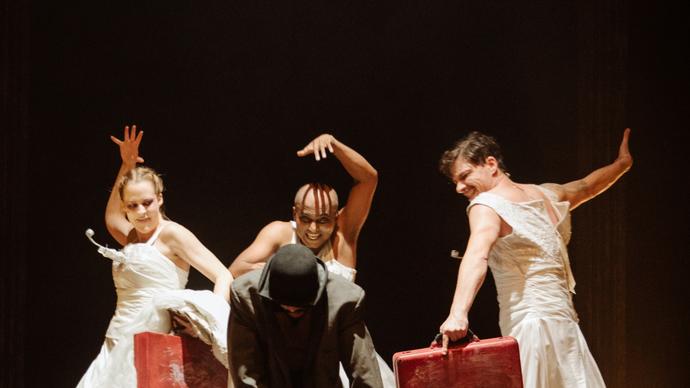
[134,332,228,388]
[393,336,523,388]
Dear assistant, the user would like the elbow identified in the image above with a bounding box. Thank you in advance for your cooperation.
[228,261,249,280]
[364,167,378,186]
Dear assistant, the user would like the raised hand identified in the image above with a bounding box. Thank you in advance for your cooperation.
[110,125,144,167]
[616,128,633,170]
[297,133,336,161]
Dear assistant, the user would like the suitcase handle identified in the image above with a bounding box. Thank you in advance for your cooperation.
[432,329,478,348]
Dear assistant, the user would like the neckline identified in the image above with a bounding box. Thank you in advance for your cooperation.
[476,191,565,229]
[129,222,166,246]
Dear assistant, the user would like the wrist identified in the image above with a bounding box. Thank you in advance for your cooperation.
[615,156,632,171]
[449,307,469,319]
[121,161,136,171]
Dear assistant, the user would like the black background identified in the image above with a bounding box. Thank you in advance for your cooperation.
[2,0,688,386]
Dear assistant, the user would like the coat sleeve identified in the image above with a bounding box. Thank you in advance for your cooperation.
[228,285,269,388]
[338,288,384,388]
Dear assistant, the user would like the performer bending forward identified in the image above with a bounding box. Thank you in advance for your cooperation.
[78,126,232,387]
[438,129,632,387]
[229,133,395,387]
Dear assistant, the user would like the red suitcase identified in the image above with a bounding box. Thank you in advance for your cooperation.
[393,333,523,388]
[134,331,228,388]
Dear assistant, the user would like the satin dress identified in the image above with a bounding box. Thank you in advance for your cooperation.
[77,225,229,387]
[468,186,605,387]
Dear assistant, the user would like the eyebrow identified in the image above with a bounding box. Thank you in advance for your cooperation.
[300,212,334,219]
[456,169,470,179]
[125,198,154,204]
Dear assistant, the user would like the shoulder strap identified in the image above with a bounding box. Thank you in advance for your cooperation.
[535,184,560,204]
[145,223,167,245]
[468,192,509,220]
[289,221,297,244]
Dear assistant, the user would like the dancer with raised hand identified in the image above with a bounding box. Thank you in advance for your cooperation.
[78,125,232,387]
[229,133,395,387]
[438,129,633,387]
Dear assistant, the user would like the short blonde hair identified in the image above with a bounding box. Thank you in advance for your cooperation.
[117,166,165,200]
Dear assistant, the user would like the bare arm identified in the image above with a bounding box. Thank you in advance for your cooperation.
[297,134,378,266]
[439,204,501,352]
[543,128,633,210]
[228,221,291,279]
[105,125,144,246]
[164,223,232,301]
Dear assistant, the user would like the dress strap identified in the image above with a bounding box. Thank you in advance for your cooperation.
[289,221,298,244]
[145,223,167,245]
[467,193,517,227]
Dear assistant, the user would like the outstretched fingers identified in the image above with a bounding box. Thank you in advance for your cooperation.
[110,135,123,146]
[297,142,315,158]
[297,134,336,161]
[111,124,144,165]
[316,139,326,161]
[319,138,330,159]
[134,127,144,146]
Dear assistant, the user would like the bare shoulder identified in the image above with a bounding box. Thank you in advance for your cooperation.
[244,220,295,249]
[160,221,188,236]
[157,221,195,245]
[468,202,500,219]
[260,220,294,241]
[467,203,503,239]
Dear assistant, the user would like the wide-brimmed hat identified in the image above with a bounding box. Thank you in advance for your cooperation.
[257,244,328,307]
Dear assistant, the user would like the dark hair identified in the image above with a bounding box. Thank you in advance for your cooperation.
[438,131,508,179]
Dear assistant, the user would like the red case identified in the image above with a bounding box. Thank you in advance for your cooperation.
[134,332,228,388]
[393,336,523,388]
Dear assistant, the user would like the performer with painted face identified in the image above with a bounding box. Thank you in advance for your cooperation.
[229,133,395,387]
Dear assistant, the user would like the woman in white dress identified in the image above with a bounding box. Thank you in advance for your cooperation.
[77,125,233,387]
[438,129,633,387]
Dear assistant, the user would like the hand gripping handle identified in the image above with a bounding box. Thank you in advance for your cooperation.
[432,328,478,348]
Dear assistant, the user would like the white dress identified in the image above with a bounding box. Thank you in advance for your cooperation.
[290,222,396,388]
[468,187,605,388]
[77,225,229,387]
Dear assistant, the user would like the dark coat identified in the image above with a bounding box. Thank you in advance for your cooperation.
[228,262,383,388]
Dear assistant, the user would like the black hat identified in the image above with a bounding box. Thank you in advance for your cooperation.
[258,244,328,307]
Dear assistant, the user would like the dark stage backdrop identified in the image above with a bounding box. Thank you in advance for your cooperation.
[2,0,687,387]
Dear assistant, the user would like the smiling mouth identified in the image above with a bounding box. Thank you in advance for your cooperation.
[305,234,320,241]
[462,188,477,199]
